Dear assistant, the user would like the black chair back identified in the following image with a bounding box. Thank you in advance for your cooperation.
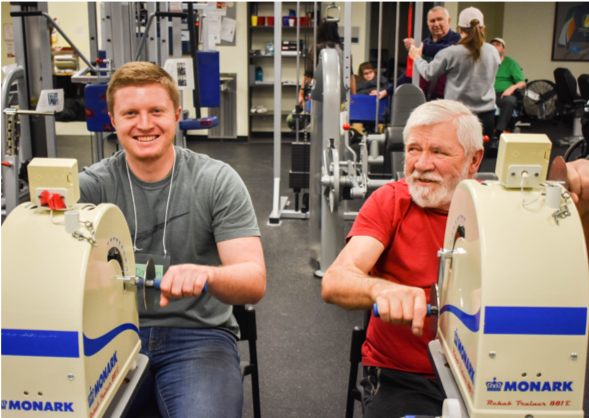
[233,305,261,418]
[554,68,581,105]
[578,74,589,101]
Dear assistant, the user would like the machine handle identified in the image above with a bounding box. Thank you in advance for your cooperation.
[138,278,208,293]
[372,303,437,318]
[155,12,188,18]
[179,117,218,130]
[10,11,43,17]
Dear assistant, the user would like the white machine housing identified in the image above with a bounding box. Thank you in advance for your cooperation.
[437,134,589,417]
[2,159,140,418]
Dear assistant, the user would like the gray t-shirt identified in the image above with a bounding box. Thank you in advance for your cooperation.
[414,43,500,114]
[78,147,260,337]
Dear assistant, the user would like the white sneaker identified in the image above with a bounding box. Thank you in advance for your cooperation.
[250,107,258,114]
[257,106,268,113]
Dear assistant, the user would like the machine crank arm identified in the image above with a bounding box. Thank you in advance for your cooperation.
[372,303,438,318]
[119,259,207,310]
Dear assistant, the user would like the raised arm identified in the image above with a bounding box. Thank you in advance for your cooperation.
[322,235,427,336]
[410,44,450,82]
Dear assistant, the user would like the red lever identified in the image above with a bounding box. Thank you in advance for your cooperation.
[1,161,11,167]
[39,190,66,210]
[342,123,350,131]
[483,135,490,143]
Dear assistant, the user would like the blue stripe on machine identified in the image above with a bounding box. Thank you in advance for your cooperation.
[1,329,79,358]
[83,323,139,356]
[440,305,481,332]
[484,307,588,335]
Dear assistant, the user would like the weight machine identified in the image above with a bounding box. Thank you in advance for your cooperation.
[2,2,220,219]
[266,2,426,276]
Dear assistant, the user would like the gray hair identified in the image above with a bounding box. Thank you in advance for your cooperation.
[428,6,450,19]
[402,100,483,157]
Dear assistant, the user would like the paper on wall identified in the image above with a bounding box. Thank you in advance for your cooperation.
[4,24,14,41]
[208,15,222,44]
[169,2,182,12]
[220,17,236,43]
[209,35,220,50]
[207,2,227,17]
[36,89,65,113]
[163,58,195,91]
[6,42,15,58]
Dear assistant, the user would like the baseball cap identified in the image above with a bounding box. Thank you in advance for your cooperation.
[458,7,484,28]
[490,37,506,48]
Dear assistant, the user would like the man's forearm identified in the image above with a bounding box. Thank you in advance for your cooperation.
[208,262,266,305]
[322,264,390,310]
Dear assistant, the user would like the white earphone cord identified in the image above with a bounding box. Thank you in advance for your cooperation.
[125,158,143,252]
[162,153,176,257]
[125,151,176,255]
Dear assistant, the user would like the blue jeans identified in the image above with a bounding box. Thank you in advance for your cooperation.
[128,327,243,418]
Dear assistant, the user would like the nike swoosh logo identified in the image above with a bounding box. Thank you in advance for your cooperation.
[133,212,190,244]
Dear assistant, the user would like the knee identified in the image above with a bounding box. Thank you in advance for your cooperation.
[503,95,517,106]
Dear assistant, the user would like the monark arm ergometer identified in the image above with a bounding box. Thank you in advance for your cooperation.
[1,158,149,418]
[430,133,589,418]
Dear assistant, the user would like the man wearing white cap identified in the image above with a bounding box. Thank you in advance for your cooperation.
[490,37,526,144]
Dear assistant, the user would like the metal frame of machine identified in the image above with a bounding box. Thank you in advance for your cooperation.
[267,2,427,278]
[2,2,217,220]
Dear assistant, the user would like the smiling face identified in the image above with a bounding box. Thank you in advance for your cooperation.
[427,9,451,41]
[109,84,181,166]
[404,121,478,211]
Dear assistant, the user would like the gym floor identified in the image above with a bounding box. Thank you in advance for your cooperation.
[55,118,588,418]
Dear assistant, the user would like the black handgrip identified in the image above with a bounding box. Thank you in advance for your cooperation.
[155,12,187,18]
[10,11,43,17]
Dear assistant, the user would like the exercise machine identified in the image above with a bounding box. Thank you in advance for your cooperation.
[376,134,588,417]
[308,2,427,276]
[2,159,144,418]
[0,157,200,417]
[2,2,221,219]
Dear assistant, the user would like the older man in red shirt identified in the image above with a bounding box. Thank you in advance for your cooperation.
[322,99,589,418]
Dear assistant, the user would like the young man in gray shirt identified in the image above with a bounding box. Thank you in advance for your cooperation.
[79,61,266,418]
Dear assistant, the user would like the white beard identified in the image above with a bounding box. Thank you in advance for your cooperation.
[407,163,470,209]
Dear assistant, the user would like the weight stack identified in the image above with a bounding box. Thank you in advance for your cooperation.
[289,142,310,190]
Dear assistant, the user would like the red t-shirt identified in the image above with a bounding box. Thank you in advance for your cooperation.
[347,179,447,377]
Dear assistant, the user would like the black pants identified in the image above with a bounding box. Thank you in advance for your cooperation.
[475,110,495,139]
[361,366,445,418]
[495,92,518,132]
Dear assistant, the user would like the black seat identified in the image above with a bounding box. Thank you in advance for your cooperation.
[345,310,371,418]
[385,84,426,179]
[553,68,586,145]
[578,74,589,101]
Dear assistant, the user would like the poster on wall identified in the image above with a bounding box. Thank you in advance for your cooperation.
[552,2,589,62]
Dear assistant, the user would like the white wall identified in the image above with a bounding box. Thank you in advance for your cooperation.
[48,2,91,62]
[503,2,587,82]
[445,2,459,26]
[1,2,16,82]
